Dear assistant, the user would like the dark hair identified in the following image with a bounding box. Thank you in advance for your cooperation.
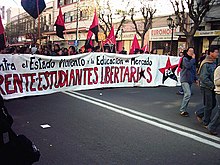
[134,49,140,54]
[208,46,219,55]
[186,47,194,52]
[94,46,100,52]
[150,48,157,54]
[183,49,187,56]
[180,49,190,69]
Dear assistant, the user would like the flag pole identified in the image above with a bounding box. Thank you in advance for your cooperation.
[37,0,41,45]
[101,40,104,52]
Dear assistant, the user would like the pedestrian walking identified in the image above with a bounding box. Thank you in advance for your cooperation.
[207,60,220,135]
[195,46,219,127]
[179,47,198,117]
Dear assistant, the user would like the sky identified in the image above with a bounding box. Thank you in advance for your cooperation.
[0,0,51,8]
[1,0,173,12]
[0,0,174,25]
[0,0,51,25]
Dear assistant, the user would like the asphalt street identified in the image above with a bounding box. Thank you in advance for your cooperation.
[4,85,220,165]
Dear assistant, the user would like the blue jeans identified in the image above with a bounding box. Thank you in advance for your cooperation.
[196,87,216,126]
[178,86,184,94]
[208,94,220,132]
[179,82,191,112]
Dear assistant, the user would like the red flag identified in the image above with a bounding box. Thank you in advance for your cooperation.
[103,26,116,46]
[54,7,65,39]
[177,57,183,75]
[89,9,99,42]
[0,15,4,34]
[0,15,5,50]
[129,35,140,54]
[141,44,149,53]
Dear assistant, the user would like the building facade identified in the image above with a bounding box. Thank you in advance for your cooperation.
[43,0,96,48]
[4,0,220,56]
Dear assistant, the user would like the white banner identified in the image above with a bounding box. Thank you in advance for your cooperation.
[0,53,181,100]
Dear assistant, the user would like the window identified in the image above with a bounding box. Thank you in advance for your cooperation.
[59,0,78,6]
[59,0,64,6]
[80,9,89,20]
[48,14,51,25]
[72,10,78,21]
[41,17,44,26]
[66,0,74,5]
[44,16,46,25]
[30,21,32,30]
[64,11,74,22]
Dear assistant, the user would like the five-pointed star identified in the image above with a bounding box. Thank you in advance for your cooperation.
[159,57,178,83]
[139,68,146,80]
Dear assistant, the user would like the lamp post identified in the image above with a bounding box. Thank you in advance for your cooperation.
[167,16,178,56]
[75,0,79,51]
[120,28,123,41]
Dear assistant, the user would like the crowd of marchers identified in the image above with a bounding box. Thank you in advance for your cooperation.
[0,43,160,56]
[0,43,220,136]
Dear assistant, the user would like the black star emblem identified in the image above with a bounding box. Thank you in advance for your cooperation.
[159,57,178,83]
[139,68,146,80]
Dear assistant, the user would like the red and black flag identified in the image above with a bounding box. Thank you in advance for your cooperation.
[21,0,46,19]
[85,30,93,50]
[54,7,65,39]
[89,10,99,42]
[0,15,5,50]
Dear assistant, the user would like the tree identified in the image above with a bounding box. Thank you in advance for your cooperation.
[96,0,129,39]
[170,0,216,47]
[130,0,156,48]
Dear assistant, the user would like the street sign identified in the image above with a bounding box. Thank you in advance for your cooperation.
[74,40,78,46]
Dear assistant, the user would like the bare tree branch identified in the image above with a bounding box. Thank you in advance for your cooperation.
[170,0,215,47]
[96,0,130,39]
[130,3,156,47]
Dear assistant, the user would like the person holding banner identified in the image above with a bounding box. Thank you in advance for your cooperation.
[119,47,127,54]
[68,46,77,55]
[179,47,198,117]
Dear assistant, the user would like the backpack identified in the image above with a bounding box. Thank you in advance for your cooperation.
[0,129,41,165]
[0,95,40,164]
[0,95,13,133]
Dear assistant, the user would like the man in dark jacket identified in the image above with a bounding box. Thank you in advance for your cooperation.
[195,46,219,127]
[179,47,198,117]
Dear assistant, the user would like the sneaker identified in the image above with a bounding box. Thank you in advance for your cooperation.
[203,124,208,129]
[195,112,203,123]
[176,92,184,95]
[208,130,218,136]
[180,111,189,117]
